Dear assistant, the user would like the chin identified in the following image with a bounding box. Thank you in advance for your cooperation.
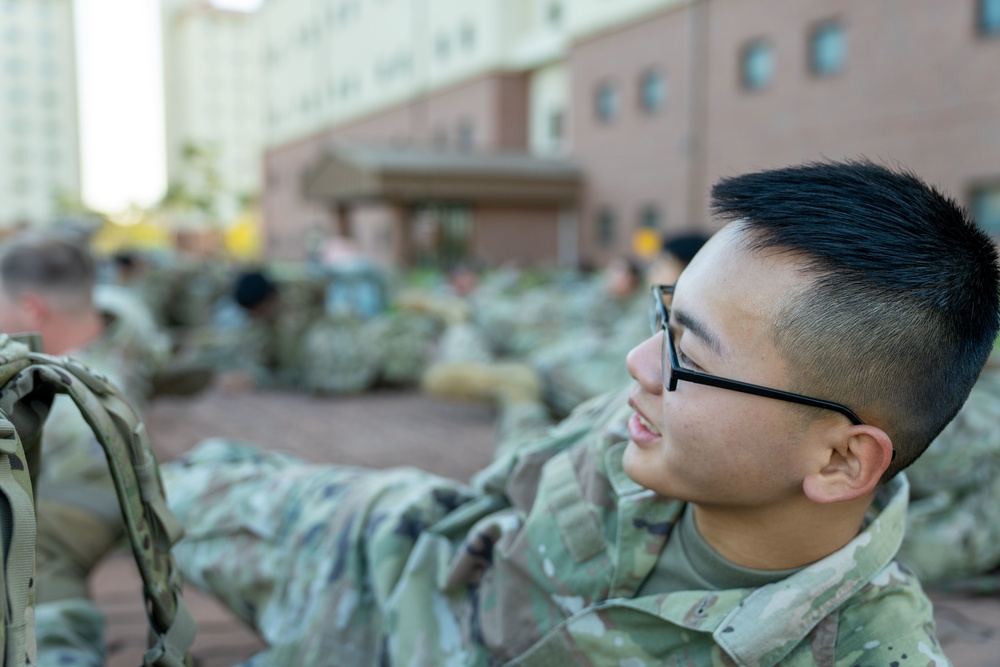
[622,441,658,490]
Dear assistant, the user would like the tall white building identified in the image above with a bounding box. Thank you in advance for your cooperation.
[161,0,261,223]
[0,0,81,227]
[258,0,681,152]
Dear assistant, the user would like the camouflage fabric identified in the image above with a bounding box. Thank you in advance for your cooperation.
[300,315,381,393]
[140,257,233,335]
[433,322,494,365]
[899,359,1000,588]
[0,335,194,667]
[163,388,949,666]
[364,312,441,386]
[33,299,167,666]
[533,291,648,417]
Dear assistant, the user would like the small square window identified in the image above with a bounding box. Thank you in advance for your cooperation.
[810,20,846,75]
[595,81,619,123]
[457,120,475,151]
[971,183,1000,235]
[548,109,564,142]
[547,2,562,26]
[639,69,667,113]
[740,39,773,91]
[978,0,1000,35]
[435,34,450,59]
[460,23,476,51]
[640,205,660,229]
[596,208,616,247]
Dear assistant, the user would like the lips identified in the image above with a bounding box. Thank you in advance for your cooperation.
[627,399,661,447]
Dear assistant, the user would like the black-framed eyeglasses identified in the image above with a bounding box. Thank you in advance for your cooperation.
[649,284,866,426]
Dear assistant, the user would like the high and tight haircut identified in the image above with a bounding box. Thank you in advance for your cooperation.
[711,159,1000,480]
[0,232,97,313]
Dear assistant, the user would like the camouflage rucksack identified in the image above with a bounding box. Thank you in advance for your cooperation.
[0,334,194,666]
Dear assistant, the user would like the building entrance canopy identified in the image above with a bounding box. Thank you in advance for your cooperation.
[302,142,582,205]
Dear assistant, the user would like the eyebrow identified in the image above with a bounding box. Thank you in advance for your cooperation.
[673,308,730,360]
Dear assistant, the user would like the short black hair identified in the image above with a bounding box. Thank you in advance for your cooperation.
[232,270,278,311]
[0,232,96,312]
[662,232,712,265]
[112,251,137,269]
[712,159,1000,480]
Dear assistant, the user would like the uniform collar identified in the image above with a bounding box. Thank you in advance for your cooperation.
[609,474,910,667]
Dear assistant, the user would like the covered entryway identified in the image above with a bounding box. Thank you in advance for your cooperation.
[301,142,582,268]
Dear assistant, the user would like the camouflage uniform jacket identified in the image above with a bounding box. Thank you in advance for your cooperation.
[168,390,949,666]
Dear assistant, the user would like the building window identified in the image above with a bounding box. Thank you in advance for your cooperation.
[639,69,666,113]
[740,39,773,91]
[809,20,846,75]
[596,208,616,247]
[457,120,475,151]
[460,23,476,51]
[435,34,450,59]
[979,0,1000,35]
[547,2,562,26]
[432,126,448,149]
[971,183,1000,235]
[640,205,660,229]
[595,81,619,123]
[548,108,564,143]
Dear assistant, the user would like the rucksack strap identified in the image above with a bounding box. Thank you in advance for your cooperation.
[0,415,38,667]
[0,335,194,666]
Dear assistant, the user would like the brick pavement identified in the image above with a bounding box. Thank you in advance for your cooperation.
[91,385,1000,667]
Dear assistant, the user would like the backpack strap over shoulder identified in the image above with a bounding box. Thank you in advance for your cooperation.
[0,336,41,667]
[0,335,195,666]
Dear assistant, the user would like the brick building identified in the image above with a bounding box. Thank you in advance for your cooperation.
[259,0,1000,268]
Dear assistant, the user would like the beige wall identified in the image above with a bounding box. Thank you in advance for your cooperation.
[472,206,560,266]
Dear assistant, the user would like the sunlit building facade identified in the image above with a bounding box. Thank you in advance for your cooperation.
[0,0,81,227]
[162,0,262,223]
[259,0,1000,267]
[257,0,685,265]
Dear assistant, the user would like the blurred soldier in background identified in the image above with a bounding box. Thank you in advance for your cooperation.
[424,232,712,457]
[0,232,167,667]
[213,269,324,388]
[900,345,1000,591]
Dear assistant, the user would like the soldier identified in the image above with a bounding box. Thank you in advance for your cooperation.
[163,159,996,666]
[212,269,326,389]
[899,349,1000,589]
[0,233,166,666]
[535,235,713,419]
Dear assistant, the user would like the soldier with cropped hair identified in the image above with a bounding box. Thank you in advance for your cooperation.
[163,160,997,666]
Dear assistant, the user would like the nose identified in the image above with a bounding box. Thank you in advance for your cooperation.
[626,332,664,395]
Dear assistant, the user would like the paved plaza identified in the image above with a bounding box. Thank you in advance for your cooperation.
[92,384,1000,667]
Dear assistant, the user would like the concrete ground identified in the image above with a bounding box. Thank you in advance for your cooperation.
[93,385,1000,667]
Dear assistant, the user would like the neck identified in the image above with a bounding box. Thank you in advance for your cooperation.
[691,493,874,570]
[43,310,104,356]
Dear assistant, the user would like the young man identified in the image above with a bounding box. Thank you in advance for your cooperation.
[164,159,998,666]
[0,232,169,666]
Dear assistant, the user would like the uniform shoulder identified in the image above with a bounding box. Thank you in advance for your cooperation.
[832,560,950,666]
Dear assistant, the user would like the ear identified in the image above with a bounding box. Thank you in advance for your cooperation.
[802,425,894,504]
[18,292,50,330]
